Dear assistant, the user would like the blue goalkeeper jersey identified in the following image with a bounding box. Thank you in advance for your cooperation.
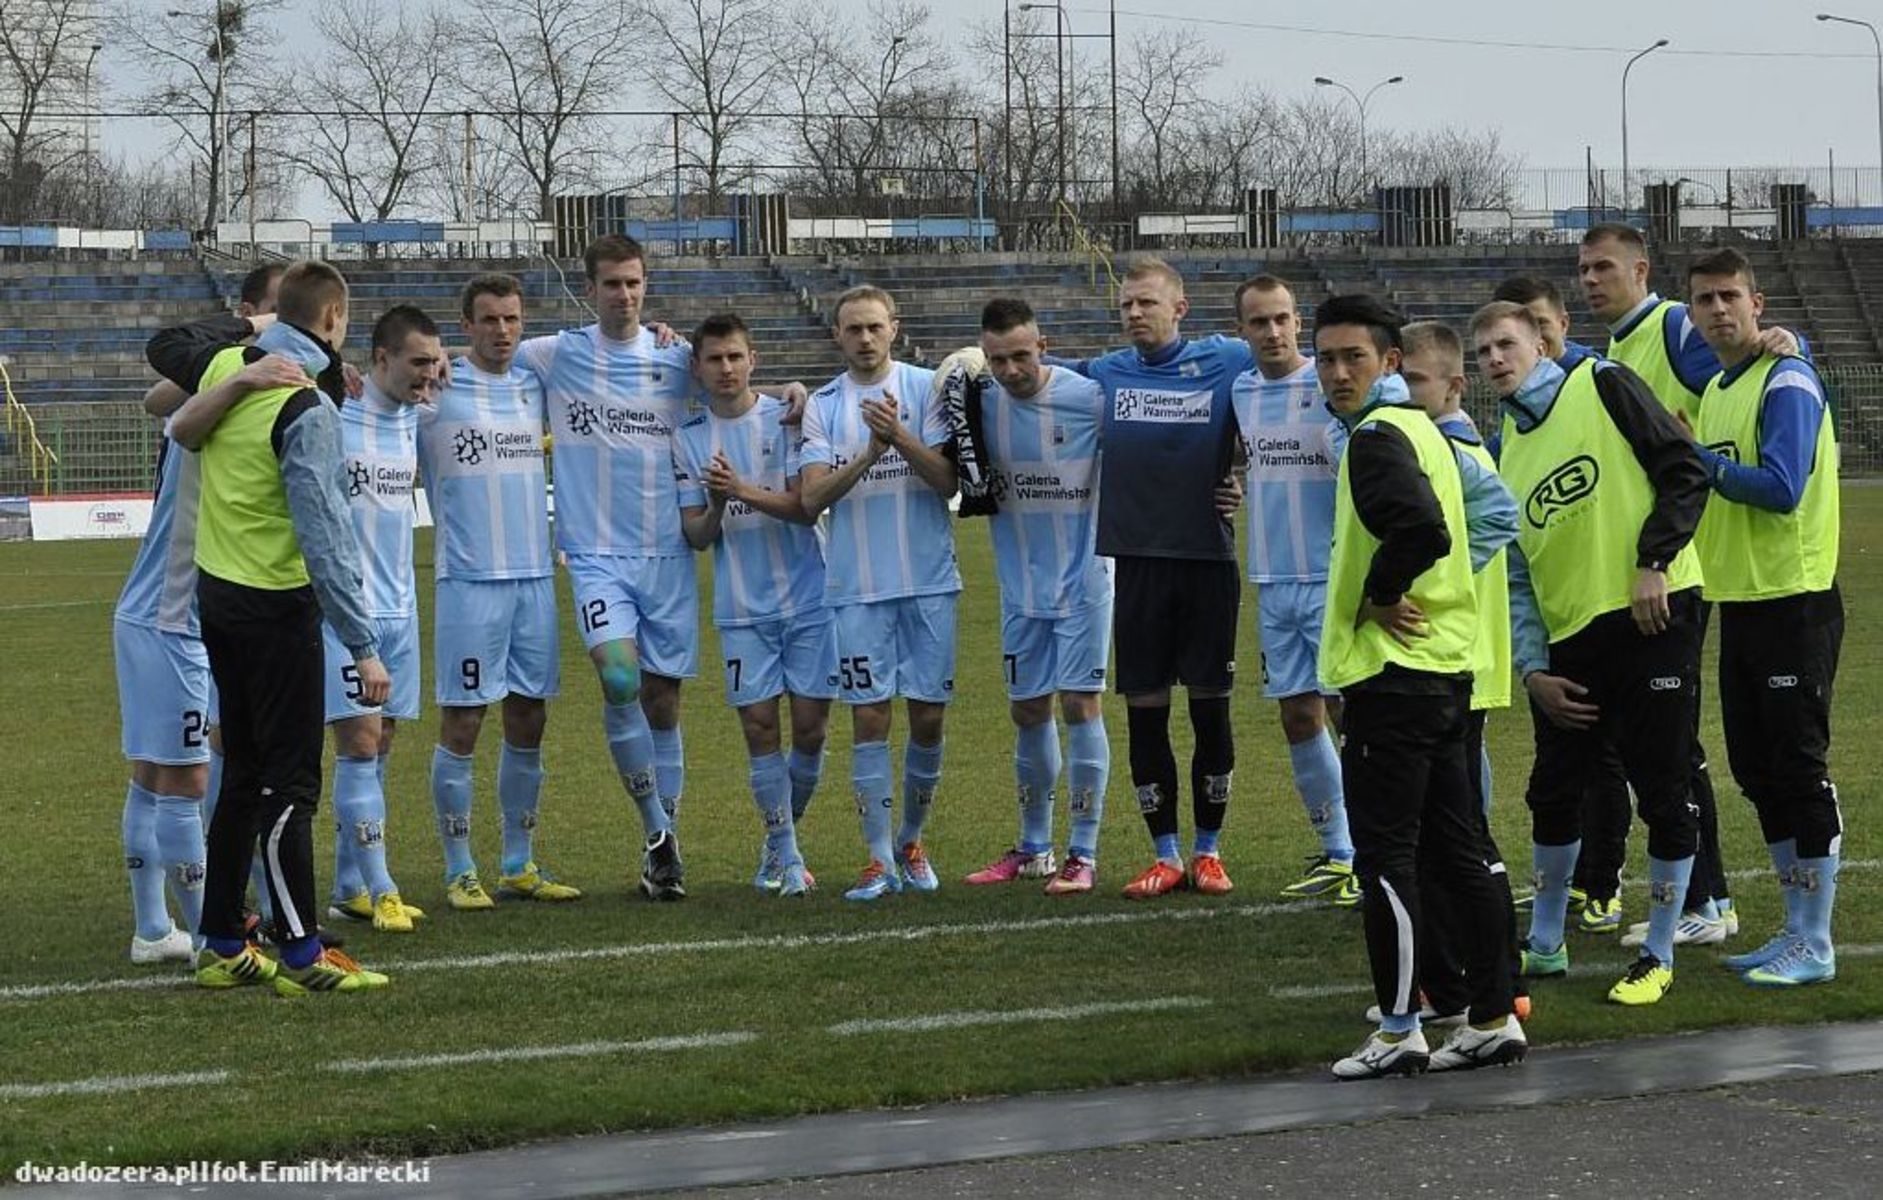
[1077,334,1252,561]
[523,325,697,557]
[979,366,1110,618]
[798,361,959,605]
[1232,360,1338,583]
[417,356,552,581]
[673,393,827,627]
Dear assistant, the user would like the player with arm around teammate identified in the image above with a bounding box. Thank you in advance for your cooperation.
[320,306,444,933]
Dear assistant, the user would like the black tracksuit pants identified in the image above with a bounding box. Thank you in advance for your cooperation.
[1345,675,1514,1026]
[1422,709,1524,1017]
[196,571,326,947]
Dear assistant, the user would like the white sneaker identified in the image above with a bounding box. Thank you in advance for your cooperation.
[1332,1028,1430,1080]
[1622,912,1728,948]
[130,924,194,965]
[1430,1014,1529,1072]
[1364,1001,1466,1028]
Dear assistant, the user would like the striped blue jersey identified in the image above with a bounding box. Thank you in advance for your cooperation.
[341,381,419,618]
[1232,361,1339,583]
[418,356,552,581]
[798,361,960,605]
[524,325,697,557]
[115,436,202,635]
[673,394,827,627]
[979,366,1111,617]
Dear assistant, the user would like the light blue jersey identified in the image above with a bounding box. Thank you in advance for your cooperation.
[341,381,419,617]
[1232,360,1338,583]
[799,361,960,605]
[418,356,552,581]
[115,438,202,635]
[524,325,697,557]
[673,393,826,627]
[979,366,1110,618]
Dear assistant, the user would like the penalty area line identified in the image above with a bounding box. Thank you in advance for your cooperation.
[0,1069,232,1102]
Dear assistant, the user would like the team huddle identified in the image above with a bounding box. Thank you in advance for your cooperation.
[110,227,1843,1079]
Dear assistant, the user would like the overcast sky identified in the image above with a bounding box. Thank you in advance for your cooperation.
[103,0,1882,183]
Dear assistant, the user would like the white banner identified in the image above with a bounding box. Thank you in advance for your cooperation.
[29,491,436,542]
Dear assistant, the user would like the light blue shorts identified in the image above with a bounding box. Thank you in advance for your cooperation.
[1256,580,1336,700]
[434,576,561,706]
[564,553,699,678]
[114,618,210,765]
[719,611,838,707]
[324,614,421,723]
[830,593,958,705]
[1000,598,1112,701]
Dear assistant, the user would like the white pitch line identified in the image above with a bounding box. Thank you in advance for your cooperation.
[0,1069,230,1101]
[1616,857,1882,888]
[827,996,1211,1037]
[0,902,1310,1004]
[324,1032,758,1075]
[0,598,113,612]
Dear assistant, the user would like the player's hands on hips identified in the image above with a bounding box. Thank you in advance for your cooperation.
[1214,472,1243,517]
[1357,596,1427,647]
[779,382,808,426]
[1630,567,1671,636]
[237,354,314,393]
[861,394,902,451]
[354,656,391,707]
[1759,326,1801,359]
[704,451,743,505]
[1525,671,1600,730]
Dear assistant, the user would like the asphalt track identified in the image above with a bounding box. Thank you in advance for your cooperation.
[30,1021,1883,1198]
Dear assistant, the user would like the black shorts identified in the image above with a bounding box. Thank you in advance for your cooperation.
[1112,556,1241,695]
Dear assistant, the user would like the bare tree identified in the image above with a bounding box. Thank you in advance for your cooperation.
[115,0,281,231]
[0,0,99,221]
[449,0,633,220]
[273,0,446,223]
[1377,125,1525,209]
[644,0,778,203]
[1119,28,1222,207]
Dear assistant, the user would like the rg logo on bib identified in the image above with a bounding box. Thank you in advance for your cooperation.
[1525,455,1600,528]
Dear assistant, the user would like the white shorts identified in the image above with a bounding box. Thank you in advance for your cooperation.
[1256,580,1336,700]
[1000,599,1112,701]
[434,576,561,706]
[114,618,211,765]
[719,612,838,707]
[831,594,958,705]
[324,614,421,723]
[564,553,699,678]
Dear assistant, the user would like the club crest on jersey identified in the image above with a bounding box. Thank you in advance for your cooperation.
[454,427,489,466]
[1525,454,1599,528]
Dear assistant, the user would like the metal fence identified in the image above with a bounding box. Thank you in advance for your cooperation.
[12,367,1883,504]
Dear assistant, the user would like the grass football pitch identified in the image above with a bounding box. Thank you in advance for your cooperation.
[1,489,1879,1170]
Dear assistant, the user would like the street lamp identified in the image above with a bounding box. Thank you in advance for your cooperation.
[1621,37,1669,220]
[82,42,100,213]
[1819,13,1883,193]
[1313,74,1404,191]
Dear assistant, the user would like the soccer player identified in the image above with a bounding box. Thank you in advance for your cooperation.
[1577,223,1804,944]
[1399,320,1526,1023]
[1229,275,1355,905]
[799,285,958,901]
[420,274,572,909]
[148,260,392,995]
[957,298,1112,895]
[1476,299,1709,1007]
[1493,274,1629,935]
[316,306,443,933]
[674,313,831,897]
[519,236,700,900]
[1684,247,1843,986]
[1316,296,1523,1080]
[1064,258,1247,899]
[116,311,305,963]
